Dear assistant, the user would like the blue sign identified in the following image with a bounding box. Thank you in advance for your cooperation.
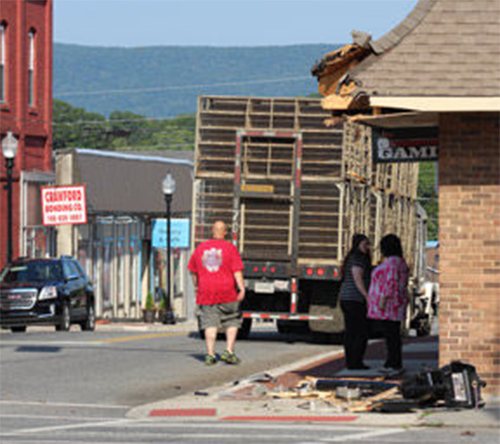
[152,218,190,249]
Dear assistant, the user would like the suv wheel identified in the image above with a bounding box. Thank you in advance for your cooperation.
[11,326,27,333]
[80,304,95,331]
[56,302,71,332]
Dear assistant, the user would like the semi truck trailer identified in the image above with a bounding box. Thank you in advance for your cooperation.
[192,95,436,339]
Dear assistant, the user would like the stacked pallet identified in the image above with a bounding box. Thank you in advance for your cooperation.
[193,96,420,269]
[343,121,419,265]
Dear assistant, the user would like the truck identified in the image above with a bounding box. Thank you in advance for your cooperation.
[192,95,436,339]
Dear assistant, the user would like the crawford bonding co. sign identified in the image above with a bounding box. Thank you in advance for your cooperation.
[41,185,88,226]
[372,127,439,163]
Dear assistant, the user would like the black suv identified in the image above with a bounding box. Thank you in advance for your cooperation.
[0,256,95,333]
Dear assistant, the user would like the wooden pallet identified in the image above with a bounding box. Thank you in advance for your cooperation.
[193,96,420,268]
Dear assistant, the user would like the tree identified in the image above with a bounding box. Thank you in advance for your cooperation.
[53,100,195,152]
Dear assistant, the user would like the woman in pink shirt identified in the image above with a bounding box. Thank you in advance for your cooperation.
[368,234,409,373]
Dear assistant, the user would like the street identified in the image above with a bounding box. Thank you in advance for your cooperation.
[1,326,498,444]
[0,325,334,407]
[1,411,498,443]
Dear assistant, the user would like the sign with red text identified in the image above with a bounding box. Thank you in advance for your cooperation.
[41,185,88,226]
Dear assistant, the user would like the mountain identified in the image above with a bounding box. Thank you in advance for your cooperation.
[53,43,338,118]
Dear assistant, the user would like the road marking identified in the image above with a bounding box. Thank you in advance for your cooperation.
[0,341,104,347]
[221,415,358,422]
[150,408,217,417]
[118,421,374,432]
[0,420,408,444]
[1,418,132,436]
[311,428,405,442]
[1,429,358,442]
[0,331,187,347]
[0,400,130,409]
[95,331,186,344]
[0,414,123,421]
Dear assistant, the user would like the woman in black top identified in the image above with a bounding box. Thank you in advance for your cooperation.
[339,234,372,370]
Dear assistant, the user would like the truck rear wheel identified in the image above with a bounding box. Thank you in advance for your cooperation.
[310,331,344,344]
[237,318,252,339]
[277,320,309,335]
[306,281,344,335]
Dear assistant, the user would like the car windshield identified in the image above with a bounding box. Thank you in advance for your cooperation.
[0,261,63,283]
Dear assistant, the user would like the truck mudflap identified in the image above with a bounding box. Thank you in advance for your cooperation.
[242,312,334,321]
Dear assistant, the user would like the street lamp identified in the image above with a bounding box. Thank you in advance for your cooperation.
[161,173,176,325]
[2,131,19,265]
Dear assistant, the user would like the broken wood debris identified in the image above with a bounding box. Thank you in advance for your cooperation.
[264,377,401,412]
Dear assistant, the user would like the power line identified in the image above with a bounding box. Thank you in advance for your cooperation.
[71,143,195,152]
[55,75,312,98]
[2,114,196,127]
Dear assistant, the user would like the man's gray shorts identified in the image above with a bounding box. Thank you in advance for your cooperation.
[198,301,242,330]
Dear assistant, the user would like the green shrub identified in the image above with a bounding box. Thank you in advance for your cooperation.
[158,296,166,311]
[144,292,156,311]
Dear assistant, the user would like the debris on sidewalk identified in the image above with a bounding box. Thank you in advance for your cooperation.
[401,361,486,409]
[233,373,277,386]
[335,386,361,401]
[194,391,210,397]
[313,378,397,393]
[263,376,400,413]
[254,361,488,414]
[251,384,269,397]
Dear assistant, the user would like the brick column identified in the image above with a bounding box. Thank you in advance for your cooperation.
[439,112,500,396]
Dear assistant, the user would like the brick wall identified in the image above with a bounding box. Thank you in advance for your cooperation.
[439,112,500,396]
[0,0,53,269]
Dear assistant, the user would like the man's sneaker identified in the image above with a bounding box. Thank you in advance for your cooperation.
[220,350,240,365]
[204,354,217,366]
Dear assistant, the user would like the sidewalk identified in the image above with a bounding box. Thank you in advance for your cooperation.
[128,335,500,429]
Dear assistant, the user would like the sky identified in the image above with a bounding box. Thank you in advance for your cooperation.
[54,0,419,47]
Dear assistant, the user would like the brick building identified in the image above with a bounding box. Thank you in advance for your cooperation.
[312,0,500,394]
[0,0,54,270]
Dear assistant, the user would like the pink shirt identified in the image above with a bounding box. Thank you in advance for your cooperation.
[367,256,409,322]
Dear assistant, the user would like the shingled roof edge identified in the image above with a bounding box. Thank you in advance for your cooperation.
[369,0,438,55]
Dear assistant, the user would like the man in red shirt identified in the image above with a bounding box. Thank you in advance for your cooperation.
[188,220,245,365]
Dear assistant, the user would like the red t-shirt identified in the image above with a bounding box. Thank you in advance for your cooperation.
[188,239,244,305]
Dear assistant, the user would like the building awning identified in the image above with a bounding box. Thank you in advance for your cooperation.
[369,97,500,113]
[352,111,438,129]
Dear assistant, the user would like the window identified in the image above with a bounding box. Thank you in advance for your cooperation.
[0,24,5,103]
[67,261,81,279]
[28,29,35,107]
[62,260,80,280]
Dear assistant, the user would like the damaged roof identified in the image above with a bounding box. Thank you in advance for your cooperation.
[313,0,500,107]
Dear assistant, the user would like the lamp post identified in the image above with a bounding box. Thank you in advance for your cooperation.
[2,132,19,265]
[161,173,176,325]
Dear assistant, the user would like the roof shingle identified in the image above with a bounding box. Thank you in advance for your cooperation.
[355,0,500,97]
